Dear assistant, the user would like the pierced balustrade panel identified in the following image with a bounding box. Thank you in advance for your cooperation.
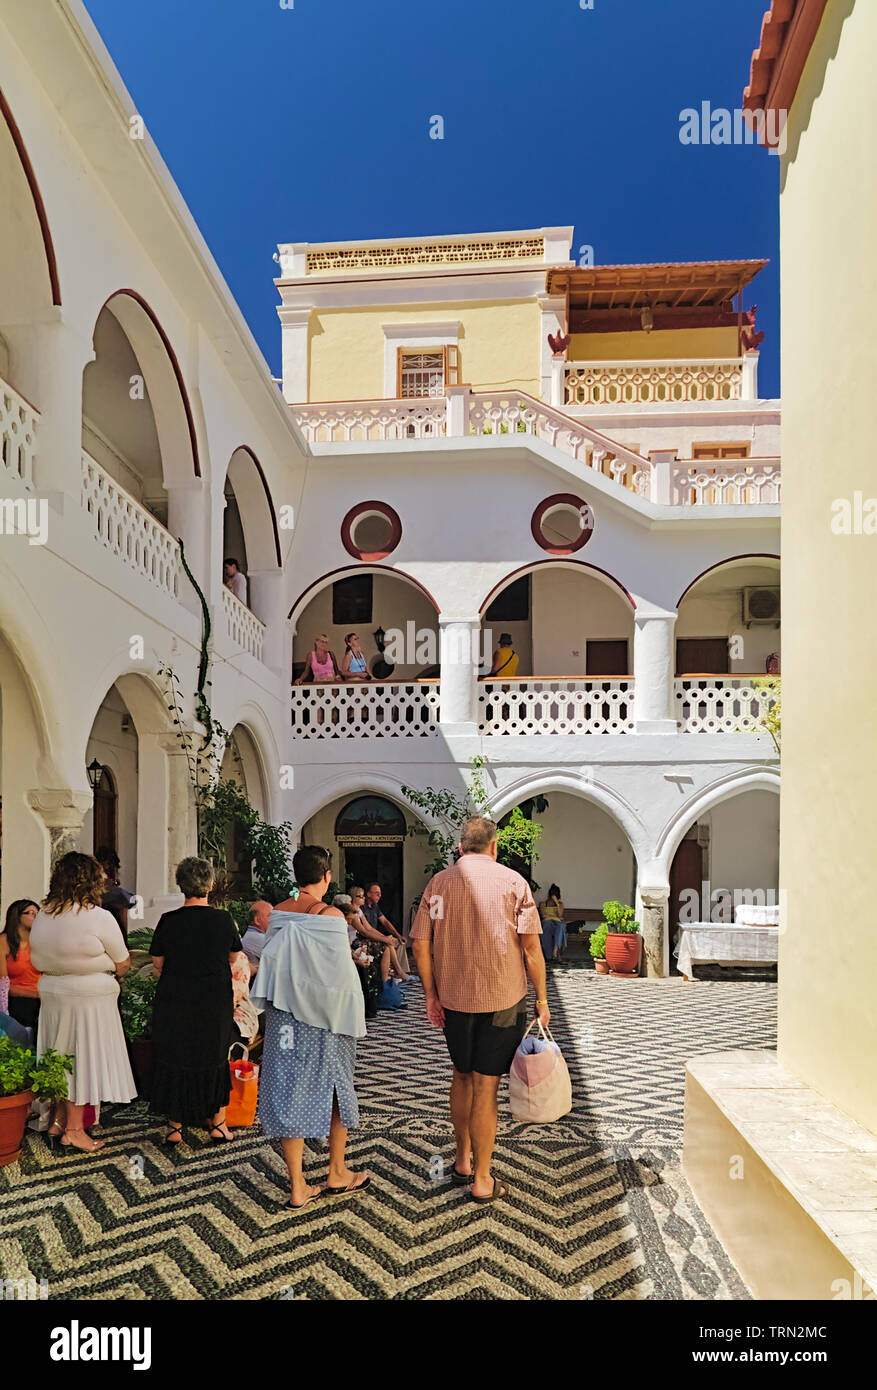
[222,586,265,661]
[478,679,634,735]
[81,451,180,597]
[564,360,744,407]
[675,679,776,734]
[0,379,38,489]
[295,398,446,444]
[670,461,781,506]
[290,681,441,738]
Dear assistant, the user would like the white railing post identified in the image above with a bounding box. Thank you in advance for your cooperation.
[550,358,565,409]
[247,567,287,672]
[742,350,760,401]
[445,385,469,437]
[438,616,481,734]
[633,610,678,734]
[648,450,677,505]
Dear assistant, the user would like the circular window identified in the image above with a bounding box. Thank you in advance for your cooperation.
[531,493,594,554]
[341,501,402,561]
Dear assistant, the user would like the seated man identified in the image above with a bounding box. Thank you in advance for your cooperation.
[361,883,412,980]
[240,900,273,979]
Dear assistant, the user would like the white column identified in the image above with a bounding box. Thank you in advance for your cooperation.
[633,609,677,734]
[438,616,481,735]
[648,449,678,505]
[638,882,670,978]
[742,350,760,401]
[248,567,291,677]
[6,312,95,501]
[167,478,210,606]
[445,384,470,437]
[278,307,312,404]
[538,294,567,401]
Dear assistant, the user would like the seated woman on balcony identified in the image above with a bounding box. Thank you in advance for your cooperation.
[341,632,372,681]
[293,634,341,685]
[487,633,519,679]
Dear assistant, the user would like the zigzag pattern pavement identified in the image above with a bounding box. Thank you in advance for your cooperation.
[0,974,775,1300]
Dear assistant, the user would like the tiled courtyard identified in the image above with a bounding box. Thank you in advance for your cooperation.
[0,971,777,1300]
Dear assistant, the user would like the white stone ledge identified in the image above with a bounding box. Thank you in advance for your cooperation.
[683,1050,877,1300]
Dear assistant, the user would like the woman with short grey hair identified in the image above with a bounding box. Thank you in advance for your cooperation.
[148,857,242,1146]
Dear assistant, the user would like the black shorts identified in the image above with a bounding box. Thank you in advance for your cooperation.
[443,998,527,1076]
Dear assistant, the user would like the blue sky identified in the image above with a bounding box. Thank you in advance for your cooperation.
[82,0,779,396]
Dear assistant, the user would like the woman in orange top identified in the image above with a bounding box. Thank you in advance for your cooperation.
[0,899,41,1031]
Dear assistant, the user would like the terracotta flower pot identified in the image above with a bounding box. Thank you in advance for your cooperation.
[593,958,610,975]
[0,1090,35,1168]
[605,932,642,977]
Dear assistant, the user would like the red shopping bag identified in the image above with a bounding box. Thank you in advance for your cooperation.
[226,1050,259,1127]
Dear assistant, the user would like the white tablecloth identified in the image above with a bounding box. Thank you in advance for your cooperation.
[674,922,779,979]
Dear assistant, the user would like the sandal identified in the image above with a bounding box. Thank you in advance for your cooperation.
[325,1174,371,1197]
[289,1191,322,1211]
[61,1128,106,1153]
[471,1178,509,1204]
[163,1124,184,1146]
[208,1123,233,1143]
[450,1166,474,1186]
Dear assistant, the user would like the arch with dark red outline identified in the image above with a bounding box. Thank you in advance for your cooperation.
[341,501,402,562]
[479,558,636,615]
[100,289,201,477]
[676,553,780,609]
[531,492,594,555]
[0,87,61,305]
[288,564,440,625]
[229,446,282,567]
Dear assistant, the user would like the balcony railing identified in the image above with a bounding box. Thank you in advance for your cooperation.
[674,678,776,734]
[562,358,749,408]
[1,377,38,489]
[81,450,180,598]
[291,680,440,738]
[222,585,266,662]
[478,678,635,735]
[292,388,778,507]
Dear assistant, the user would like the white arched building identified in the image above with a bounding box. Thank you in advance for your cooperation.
[0,1,780,970]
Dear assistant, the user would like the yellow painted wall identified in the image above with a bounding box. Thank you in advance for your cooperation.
[568,327,739,361]
[778,0,877,1133]
[308,301,542,401]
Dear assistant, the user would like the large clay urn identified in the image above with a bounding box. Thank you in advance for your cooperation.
[0,1090,34,1167]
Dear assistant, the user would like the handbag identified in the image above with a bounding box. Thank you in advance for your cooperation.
[226,1045,260,1127]
[378,979,406,1010]
[508,1019,572,1123]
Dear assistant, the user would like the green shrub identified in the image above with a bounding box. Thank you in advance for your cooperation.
[601,900,640,934]
[0,1038,74,1099]
[589,922,608,959]
[126,928,154,953]
[119,973,158,1041]
[226,898,256,933]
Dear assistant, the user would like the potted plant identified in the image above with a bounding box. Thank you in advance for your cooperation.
[119,972,158,1095]
[601,900,642,977]
[589,922,610,975]
[0,1038,74,1167]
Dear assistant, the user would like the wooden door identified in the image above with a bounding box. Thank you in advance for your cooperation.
[92,766,117,858]
[669,837,703,966]
[676,637,730,675]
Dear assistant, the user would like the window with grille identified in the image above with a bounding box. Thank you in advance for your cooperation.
[397,345,459,398]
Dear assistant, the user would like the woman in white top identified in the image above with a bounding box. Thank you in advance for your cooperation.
[30,852,136,1152]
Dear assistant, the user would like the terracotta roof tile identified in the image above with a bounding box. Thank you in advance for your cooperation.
[743,0,830,128]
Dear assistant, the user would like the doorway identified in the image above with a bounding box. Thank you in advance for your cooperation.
[669,835,703,971]
[335,795,407,930]
[93,766,118,858]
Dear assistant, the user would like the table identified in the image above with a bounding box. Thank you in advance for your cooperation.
[674,922,779,980]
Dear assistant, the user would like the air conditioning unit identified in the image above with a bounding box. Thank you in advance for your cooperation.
[742,586,781,625]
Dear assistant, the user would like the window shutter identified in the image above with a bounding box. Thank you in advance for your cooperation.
[443,343,460,386]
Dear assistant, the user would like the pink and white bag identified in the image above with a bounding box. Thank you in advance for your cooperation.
[509,1020,573,1123]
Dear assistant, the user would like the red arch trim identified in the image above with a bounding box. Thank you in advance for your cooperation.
[288,564,440,623]
[231,446,282,567]
[0,87,61,306]
[102,289,201,477]
[676,553,780,608]
[479,557,636,614]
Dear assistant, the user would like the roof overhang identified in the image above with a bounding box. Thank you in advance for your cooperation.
[546,260,768,334]
[743,0,830,144]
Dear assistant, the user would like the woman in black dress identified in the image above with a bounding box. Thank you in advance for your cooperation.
[149,857,241,1145]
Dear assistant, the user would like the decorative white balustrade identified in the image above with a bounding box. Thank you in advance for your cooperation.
[478,679,635,735]
[295,397,446,444]
[0,378,38,489]
[468,392,652,497]
[291,680,441,738]
[674,678,776,734]
[669,460,782,506]
[81,451,180,597]
[293,386,780,506]
[564,359,746,407]
[222,585,266,662]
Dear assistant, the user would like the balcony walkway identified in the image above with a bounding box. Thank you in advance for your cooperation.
[0,972,776,1300]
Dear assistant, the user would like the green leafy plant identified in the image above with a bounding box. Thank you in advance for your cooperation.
[753,677,781,754]
[0,1038,74,1099]
[589,922,608,960]
[226,898,255,932]
[247,819,295,901]
[126,928,154,953]
[601,900,640,934]
[118,973,158,1041]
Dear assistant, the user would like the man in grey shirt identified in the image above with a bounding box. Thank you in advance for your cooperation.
[240,900,273,977]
